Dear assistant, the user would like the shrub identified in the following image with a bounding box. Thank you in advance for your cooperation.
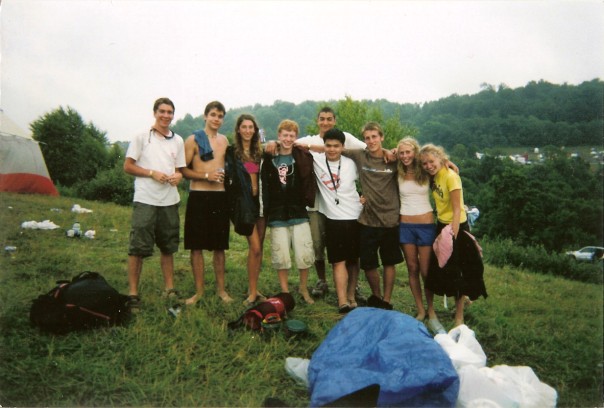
[481,237,602,284]
[75,166,134,206]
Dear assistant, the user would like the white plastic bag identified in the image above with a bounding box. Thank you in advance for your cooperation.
[456,365,557,408]
[434,324,487,370]
[285,357,309,388]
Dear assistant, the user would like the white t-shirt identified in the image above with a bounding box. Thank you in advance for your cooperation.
[126,129,186,206]
[398,179,433,216]
[298,132,366,211]
[311,152,362,220]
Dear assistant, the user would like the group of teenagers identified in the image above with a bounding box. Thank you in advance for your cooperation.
[124,97,487,333]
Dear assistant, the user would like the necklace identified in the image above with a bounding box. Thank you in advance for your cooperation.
[152,127,173,138]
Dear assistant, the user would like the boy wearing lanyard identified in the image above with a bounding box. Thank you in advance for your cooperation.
[309,128,363,313]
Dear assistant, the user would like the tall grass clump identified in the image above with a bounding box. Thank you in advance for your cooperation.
[0,192,602,407]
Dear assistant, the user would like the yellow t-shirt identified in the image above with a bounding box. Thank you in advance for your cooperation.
[432,168,467,225]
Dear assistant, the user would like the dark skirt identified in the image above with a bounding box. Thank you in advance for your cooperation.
[425,222,488,300]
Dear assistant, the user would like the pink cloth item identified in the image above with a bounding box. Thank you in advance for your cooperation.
[433,225,455,268]
[243,161,260,174]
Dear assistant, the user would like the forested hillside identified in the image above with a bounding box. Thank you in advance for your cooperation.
[172,79,603,150]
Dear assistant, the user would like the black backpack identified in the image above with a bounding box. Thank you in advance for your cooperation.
[30,271,130,334]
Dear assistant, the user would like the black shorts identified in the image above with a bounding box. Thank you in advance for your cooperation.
[184,191,230,250]
[325,218,360,264]
[358,224,404,270]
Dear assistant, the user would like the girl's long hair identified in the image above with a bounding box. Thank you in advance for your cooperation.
[234,114,263,163]
[397,137,429,185]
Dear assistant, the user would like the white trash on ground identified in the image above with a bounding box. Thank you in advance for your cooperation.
[21,220,60,230]
[71,204,93,213]
[84,230,96,239]
[285,357,310,387]
[434,324,487,369]
[435,324,557,408]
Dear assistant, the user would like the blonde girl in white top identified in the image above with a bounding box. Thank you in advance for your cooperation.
[397,137,444,332]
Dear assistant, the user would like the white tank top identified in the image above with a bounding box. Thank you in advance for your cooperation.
[399,179,433,216]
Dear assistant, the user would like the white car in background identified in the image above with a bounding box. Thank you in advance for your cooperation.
[566,246,604,263]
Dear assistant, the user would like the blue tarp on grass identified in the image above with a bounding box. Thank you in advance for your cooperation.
[308,308,459,407]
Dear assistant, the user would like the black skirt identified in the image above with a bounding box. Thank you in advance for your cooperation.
[425,222,488,300]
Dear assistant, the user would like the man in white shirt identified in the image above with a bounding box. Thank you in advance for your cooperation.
[123,97,186,311]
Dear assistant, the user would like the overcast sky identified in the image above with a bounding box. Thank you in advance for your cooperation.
[1,0,603,142]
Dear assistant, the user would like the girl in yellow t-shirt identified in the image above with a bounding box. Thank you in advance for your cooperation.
[419,144,487,328]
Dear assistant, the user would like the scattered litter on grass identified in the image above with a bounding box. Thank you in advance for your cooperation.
[21,220,60,230]
[50,208,62,212]
[84,230,96,239]
[109,228,118,232]
[4,246,17,254]
[71,204,93,213]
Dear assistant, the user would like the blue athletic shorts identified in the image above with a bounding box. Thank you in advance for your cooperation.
[399,222,437,246]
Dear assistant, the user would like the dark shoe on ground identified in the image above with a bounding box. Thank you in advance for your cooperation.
[382,299,393,310]
[338,303,353,314]
[311,279,328,297]
[367,294,382,308]
[367,295,392,310]
[127,295,141,313]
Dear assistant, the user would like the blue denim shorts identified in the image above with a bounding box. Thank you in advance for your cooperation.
[399,222,437,246]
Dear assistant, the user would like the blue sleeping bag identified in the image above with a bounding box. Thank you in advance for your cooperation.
[308,308,459,407]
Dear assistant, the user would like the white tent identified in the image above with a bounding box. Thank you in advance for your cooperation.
[0,109,59,195]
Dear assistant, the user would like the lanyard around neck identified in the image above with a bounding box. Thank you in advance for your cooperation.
[326,157,341,205]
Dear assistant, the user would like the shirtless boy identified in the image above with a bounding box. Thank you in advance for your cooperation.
[182,101,232,304]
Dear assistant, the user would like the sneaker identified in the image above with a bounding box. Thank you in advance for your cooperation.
[367,294,382,308]
[311,279,328,297]
[127,295,141,313]
[427,318,447,335]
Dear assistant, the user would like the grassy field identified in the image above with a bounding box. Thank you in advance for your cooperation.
[0,192,602,407]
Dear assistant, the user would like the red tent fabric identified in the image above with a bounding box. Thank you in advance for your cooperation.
[0,110,59,196]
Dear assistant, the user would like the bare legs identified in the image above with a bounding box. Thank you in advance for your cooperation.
[454,296,465,327]
[402,244,435,320]
[244,224,263,303]
[333,260,359,307]
[186,249,232,305]
[128,253,175,297]
[278,268,314,304]
[364,265,396,303]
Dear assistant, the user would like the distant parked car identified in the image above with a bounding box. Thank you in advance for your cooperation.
[566,246,604,263]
